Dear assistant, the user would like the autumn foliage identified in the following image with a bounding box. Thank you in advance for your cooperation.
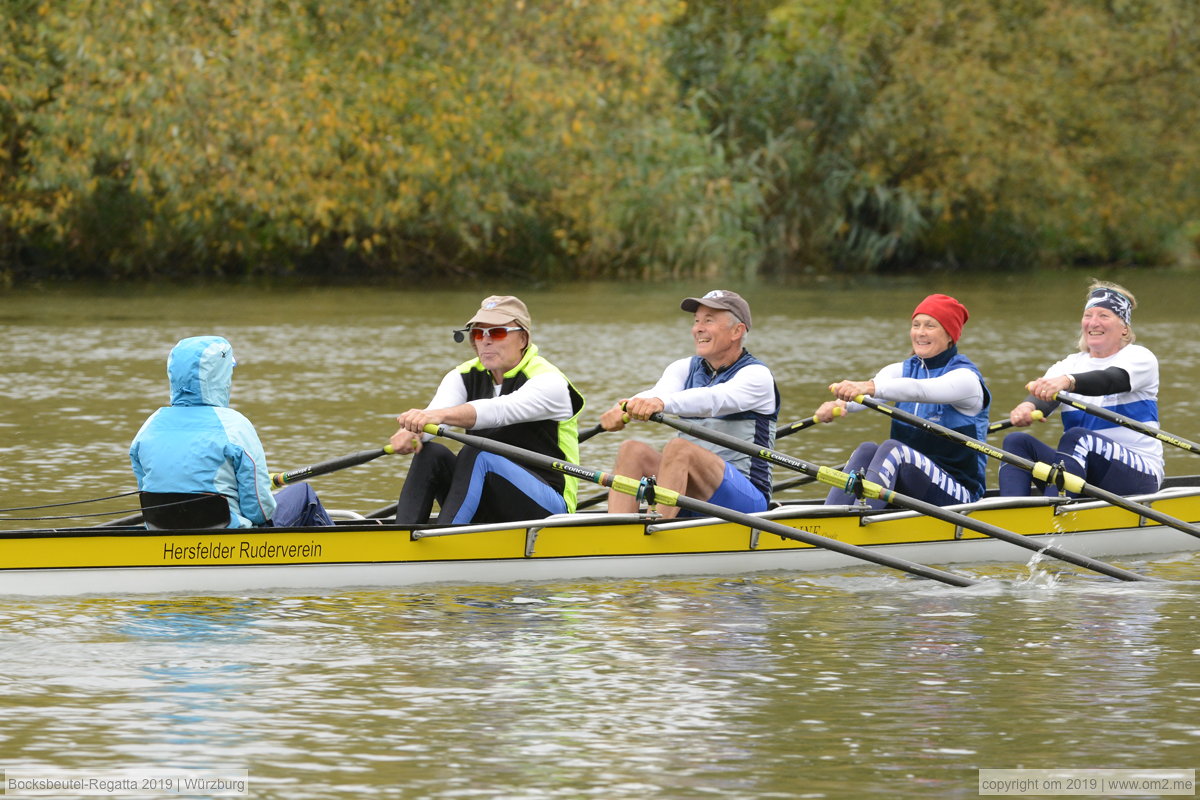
[2,0,1198,284]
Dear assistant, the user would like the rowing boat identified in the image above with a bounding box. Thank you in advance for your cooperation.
[3,479,1198,596]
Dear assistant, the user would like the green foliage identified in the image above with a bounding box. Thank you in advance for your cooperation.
[671,0,1200,274]
[2,0,1199,283]
[0,0,757,282]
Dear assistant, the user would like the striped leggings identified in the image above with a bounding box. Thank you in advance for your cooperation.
[825,439,976,510]
[999,428,1160,497]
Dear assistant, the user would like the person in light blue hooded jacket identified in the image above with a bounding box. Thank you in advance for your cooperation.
[130,335,330,528]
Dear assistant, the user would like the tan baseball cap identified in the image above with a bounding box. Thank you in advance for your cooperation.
[466,295,532,334]
[680,289,752,330]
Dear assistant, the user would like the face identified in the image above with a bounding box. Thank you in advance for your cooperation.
[1081,306,1126,358]
[910,314,953,359]
[472,323,528,377]
[692,305,744,365]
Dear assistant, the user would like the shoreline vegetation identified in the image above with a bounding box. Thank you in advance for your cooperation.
[2,0,1199,287]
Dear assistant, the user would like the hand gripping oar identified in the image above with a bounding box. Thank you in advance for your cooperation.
[649,413,1153,582]
[1041,390,1200,457]
[854,393,1200,543]
[421,423,980,587]
[270,445,396,488]
[987,411,1042,435]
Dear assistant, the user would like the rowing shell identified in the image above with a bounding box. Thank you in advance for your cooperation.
[3,482,1198,596]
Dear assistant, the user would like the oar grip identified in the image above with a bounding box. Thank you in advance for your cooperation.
[270,444,396,488]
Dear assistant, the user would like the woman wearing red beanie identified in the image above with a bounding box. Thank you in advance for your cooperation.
[814,293,991,509]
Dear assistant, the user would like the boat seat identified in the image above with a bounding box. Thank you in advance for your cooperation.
[139,492,231,530]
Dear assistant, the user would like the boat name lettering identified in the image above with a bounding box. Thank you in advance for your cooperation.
[162,540,323,561]
[238,540,323,559]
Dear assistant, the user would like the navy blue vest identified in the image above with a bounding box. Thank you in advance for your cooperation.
[679,350,780,500]
[892,345,990,501]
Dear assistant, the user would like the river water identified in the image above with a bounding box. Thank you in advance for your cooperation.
[2,274,1199,798]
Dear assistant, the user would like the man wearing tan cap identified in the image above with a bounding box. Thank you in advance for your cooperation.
[599,289,779,518]
[390,295,585,524]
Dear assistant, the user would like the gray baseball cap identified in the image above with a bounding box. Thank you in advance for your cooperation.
[680,289,752,330]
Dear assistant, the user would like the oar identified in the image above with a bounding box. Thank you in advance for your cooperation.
[577,466,832,511]
[648,413,1153,582]
[578,423,605,443]
[781,407,1027,438]
[854,394,1200,542]
[1041,389,1200,456]
[270,445,396,488]
[777,407,841,438]
[988,411,1042,435]
[421,423,980,587]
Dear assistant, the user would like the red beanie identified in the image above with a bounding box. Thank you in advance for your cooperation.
[912,294,969,342]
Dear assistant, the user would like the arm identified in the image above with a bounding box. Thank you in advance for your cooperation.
[826,362,904,414]
[225,415,277,526]
[873,367,986,415]
[1072,367,1131,395]
[609,358,691,424]
[392,369,470,451]
[469,372,574,428]
[1024,367,1130,404]
[659,363,776,418]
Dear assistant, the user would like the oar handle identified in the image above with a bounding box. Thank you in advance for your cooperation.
[270,445,395,488]
[987,410,1042,434]
[578,424,605,443]
[777,407,841,439]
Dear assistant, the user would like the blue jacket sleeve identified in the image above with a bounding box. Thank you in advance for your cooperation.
[215,408,277,526]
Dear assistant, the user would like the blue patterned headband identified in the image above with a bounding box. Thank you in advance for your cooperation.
[1084,288,1132,325]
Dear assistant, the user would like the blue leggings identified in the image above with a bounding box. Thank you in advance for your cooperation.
[825,439,976,510]
[999,428,1160,497]
[395,442,567,525]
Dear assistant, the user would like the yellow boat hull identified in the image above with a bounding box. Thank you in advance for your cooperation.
[3,491,1197,596]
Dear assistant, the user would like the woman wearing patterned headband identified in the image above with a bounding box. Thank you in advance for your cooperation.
[815,293,992,509]
[998,280,1162,497]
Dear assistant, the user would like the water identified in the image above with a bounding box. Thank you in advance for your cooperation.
[2,275,1200,798]
[1,571,1197,799]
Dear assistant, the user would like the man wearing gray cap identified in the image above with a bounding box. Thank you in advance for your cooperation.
[391,295,585,525]
[599,289,779,518]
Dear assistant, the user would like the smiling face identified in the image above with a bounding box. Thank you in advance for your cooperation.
[910,314,953,360]
[1080,306,1127,358]
[692,305,744,368]
[472,323,528,381]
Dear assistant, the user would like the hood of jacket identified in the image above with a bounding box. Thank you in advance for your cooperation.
[167,335,236,407]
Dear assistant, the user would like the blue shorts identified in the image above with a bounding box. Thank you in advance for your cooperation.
[683,461,768,516]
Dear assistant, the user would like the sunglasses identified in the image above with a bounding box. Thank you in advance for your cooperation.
[461,326,524,342]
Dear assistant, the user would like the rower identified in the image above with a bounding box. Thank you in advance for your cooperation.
[1000,280,1163,497]
[130,335,333,529]
[390,296,585,525]
[598,290,779,519]
[815,293,991,510]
